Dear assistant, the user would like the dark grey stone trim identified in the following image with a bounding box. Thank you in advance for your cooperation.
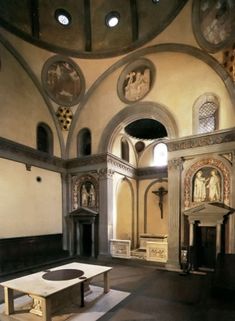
[0,137,168,180]
[98,102,178,153]
[66,154,107,169]
[137,166,168,180]
[107,153,136,177]
[167,127,235,152]
[0,136,65,172]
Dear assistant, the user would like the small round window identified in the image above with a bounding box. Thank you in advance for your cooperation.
[55,9,71,26]
[105,12,120,28]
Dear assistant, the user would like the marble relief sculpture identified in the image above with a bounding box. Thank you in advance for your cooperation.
[72,175,98,210]
[193,170,207,203]
[117,58,155,103]
[207,169,221,201]
[124,68,150,101]
[193,0,235,52]
[80,183,96,208]
[42,56,84,106]
[193,167,221,203]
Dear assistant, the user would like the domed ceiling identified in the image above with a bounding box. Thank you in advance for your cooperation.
[0,0,188,58]
[125,119,167,140]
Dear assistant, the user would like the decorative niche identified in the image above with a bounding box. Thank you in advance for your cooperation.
[117,58,155,104]
[72,175,98,210]
[41,55,85,106]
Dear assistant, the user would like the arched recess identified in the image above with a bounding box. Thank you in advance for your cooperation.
[98,102,177,153]
[115,178,135,246]
[37,122,53,155]
[144,179,168,234]
[121,137,129,162]
[77,128,91,156]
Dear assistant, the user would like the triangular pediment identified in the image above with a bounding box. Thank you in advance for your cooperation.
[184,202,234,216]
[184,202,235,225]
[69,206,98,217]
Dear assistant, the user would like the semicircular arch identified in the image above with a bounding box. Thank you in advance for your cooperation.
[98,102,177,153]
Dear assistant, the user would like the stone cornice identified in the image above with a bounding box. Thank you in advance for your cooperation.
[107,153,136,177]
[0,139,139,177]
[136,166,167,179]
[167,128,235,152]
[66,154,107,169]
[0,136,65,172]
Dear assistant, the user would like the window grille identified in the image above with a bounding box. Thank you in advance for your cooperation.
[199,102,217,133]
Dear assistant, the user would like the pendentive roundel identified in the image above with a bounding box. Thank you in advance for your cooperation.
[41,55,85,106]
[117,58,155,104]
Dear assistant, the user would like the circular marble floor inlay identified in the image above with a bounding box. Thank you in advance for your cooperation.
[42,269,84,281]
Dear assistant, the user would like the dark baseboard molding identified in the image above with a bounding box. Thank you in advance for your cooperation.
[0,234,69,276]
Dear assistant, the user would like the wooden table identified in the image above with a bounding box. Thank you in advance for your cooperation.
[0,262,112,321]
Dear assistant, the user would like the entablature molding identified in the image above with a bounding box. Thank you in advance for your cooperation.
[167,128,235,153]
[0,136,65,172]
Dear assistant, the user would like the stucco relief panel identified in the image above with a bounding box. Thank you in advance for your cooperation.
[72,175,99,210]
[184,158,230,209]
[117,58,155,104]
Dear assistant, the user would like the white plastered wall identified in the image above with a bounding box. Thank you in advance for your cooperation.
[0,158,62,238]
[0,40,61,157]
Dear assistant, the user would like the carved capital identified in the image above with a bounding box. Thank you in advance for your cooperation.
[98,168,114,179]
[168,158,183,170]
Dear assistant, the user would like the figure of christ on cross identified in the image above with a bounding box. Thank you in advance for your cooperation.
[152,187,168,219]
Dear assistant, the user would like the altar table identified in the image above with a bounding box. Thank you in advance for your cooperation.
[0,262,112,321]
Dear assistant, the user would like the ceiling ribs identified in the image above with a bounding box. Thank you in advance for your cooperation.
[130,0,139,42]
[30,0,39,39]
[84,0,92,52]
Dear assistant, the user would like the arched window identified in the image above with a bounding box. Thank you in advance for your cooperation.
[193,93,219,134]
[121,137,129,162]
[198,102,217,134]
[153,142,168,167]
[77,128,91,156]
[37,123,53,154]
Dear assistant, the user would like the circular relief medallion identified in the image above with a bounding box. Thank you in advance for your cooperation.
[117,58,155,104]
[42,56,85,106]
[192,0,235,52]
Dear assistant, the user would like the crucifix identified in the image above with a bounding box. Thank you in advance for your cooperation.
[152,187,168,219]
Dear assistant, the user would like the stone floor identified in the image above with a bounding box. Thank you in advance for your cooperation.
[0,258,235,321]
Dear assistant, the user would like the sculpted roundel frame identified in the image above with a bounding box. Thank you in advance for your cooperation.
[117,58,155,104]
[192,0,235,53]
[41,55,85,107]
